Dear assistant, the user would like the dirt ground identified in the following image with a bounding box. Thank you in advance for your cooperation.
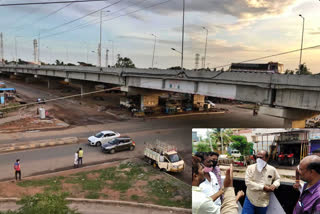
[0,159,191,209]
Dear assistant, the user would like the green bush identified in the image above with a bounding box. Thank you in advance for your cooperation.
[0,192,80,214]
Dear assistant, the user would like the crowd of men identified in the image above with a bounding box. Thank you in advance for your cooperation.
[192,149,320,214]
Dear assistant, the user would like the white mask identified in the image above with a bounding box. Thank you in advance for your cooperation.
[256,158,266,172]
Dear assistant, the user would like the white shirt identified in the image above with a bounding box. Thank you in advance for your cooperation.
[192,186,220,214]
[74,152,78,165]
[199,172,222,206]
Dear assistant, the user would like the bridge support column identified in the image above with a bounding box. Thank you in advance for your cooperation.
[79,84,95,98]
[47,79,60,89]
[259,106,319,128]
[25,77,34,84]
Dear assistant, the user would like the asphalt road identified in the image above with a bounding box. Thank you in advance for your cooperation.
[0,127,191,184]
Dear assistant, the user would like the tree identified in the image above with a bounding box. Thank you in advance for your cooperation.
[295,63,312,75]
[167,66,185,70]
[0,192,80,214]
[196,142,212,152]
[55,60,64,65]
[284,69,294,74]
[208,128,233,152]
[229,135,254,156]
[115,55,135,68]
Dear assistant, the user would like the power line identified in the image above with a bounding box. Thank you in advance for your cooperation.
[10,2,74,34]
[212,44,320,70]
[40,0,172,40]
[40,0,122,35]
[0,0,112,7]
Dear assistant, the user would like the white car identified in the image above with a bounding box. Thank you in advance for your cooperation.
[231,150,241,158]
[205,100,216,108]
[88,130,120,146]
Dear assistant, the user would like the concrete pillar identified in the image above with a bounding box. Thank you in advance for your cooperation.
[140,95,144,111]
[47,79,60,89]
[25,77,33,83]
[79,84,94,98]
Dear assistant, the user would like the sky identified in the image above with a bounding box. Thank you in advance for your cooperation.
[0,0,320,73]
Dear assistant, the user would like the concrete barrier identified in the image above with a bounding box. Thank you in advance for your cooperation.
[0,137,79,154]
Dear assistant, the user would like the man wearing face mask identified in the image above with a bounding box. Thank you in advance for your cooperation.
[199,152,224,206]
[242,150,280,214]
[192,156,238,214]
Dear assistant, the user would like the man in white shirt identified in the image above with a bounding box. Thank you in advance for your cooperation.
[199,153,223,206]
[243,150,280,214]
[192,156,238,214]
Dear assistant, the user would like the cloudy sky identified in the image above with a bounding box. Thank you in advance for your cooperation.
[0,0,319,73]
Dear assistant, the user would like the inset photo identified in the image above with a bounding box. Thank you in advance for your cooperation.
[192,128,320,214]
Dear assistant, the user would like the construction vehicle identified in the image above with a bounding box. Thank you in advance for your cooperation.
[144,141,184,172]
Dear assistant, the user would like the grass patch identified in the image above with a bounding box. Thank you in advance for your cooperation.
[111,180,132,192]
[82,179,102,191]
[9,161,191,209]
[85,192,100,199]
[147,178,191,209]
[17,176,64,192]
[98,167,117,180]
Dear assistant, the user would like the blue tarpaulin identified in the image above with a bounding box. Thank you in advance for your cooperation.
[0,88,15,92]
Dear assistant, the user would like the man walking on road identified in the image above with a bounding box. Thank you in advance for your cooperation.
[78,148,83,166]
[242,150,280,214]
[14,159,21,181]
[293,155,320,214]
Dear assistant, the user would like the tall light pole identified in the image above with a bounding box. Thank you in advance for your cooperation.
[14,36,23,65]
[106,49,109,67]
[181,0,185,70]
[298,14,305,75]
[0,33,4,64]
[96,10,110,67]
[108,40,114,66]
[151,34,157,69]
[202,26,208,69]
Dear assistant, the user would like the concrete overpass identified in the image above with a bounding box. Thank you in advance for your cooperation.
[1,64,320,127]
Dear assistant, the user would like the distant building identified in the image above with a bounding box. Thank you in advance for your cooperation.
[230,62,284,74]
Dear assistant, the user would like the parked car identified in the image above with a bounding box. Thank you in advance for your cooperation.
[37,98,46,104]
[88,130,120,147]
[101,136,135,154]
[205,100,216,108]
[231,150,241,158]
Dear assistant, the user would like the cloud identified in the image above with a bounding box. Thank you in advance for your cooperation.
[130,0,295,19]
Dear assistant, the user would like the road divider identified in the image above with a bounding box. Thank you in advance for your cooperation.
[0,137,79,154]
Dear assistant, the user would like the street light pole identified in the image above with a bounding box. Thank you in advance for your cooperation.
[109,40,114,66]
[202,26,208,69]
[298,14,305,75]
[15,36,17,65]
[181,0,185,70]
[151,34,157,69]
[99,10,102,67]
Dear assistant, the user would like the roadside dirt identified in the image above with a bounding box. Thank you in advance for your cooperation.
[0,159,191,209]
